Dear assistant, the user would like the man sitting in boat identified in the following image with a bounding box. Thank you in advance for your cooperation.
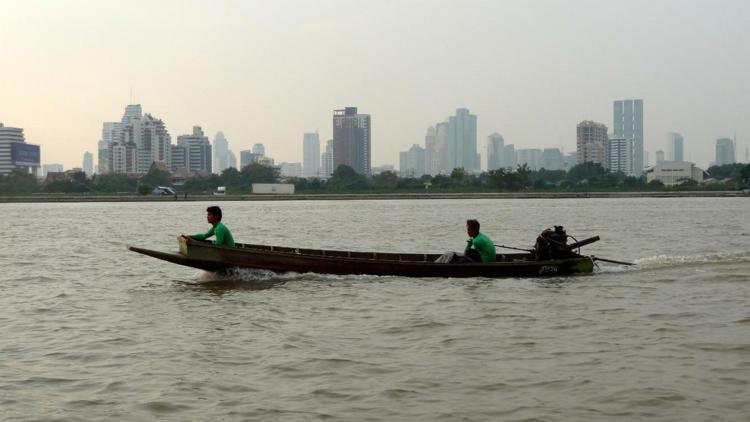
[180,206,235,247]
[464,219,496,262]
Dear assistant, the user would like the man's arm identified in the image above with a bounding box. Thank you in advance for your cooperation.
[464,238,474,253]
[190,226,215,240]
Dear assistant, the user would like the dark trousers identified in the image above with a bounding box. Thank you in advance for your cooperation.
[465,249,482,262]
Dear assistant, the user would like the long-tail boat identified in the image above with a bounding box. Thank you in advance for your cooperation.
[128,235,602,278]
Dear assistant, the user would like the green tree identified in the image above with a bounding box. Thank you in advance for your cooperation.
[142,163,172,187]
[0,169,38,193]
[740,163,750,188]
[326,165,367,191]
[138,183,154,195]
[241,163,279,185]
[89,174,139,193]
[372,171,398,190]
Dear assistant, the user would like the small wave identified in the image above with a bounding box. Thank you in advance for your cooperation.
[634,251,750,268]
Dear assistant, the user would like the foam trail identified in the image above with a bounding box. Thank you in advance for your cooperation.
[634,250,750,269]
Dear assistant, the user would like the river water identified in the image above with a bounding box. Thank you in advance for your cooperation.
[1,198,749,421]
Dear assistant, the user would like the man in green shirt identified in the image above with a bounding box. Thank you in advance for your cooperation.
[181,206,235,247]
[464,219,496,262]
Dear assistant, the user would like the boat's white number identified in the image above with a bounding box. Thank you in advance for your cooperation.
[539,265,558,275]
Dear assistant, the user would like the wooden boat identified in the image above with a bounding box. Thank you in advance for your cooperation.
[128,238,596,278]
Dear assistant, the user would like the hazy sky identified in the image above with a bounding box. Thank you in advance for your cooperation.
[1,0,748,170]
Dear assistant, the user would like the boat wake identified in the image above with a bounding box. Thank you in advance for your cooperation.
[597,250,750,273]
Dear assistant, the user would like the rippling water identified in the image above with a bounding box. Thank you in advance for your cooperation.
[2,198,749,421]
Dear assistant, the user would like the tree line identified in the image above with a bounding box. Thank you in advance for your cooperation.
[1,162,749,195]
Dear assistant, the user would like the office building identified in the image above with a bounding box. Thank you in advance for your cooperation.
[715,138,735,165]
[278,162,302,178]
[424,126,439,175]
[447,108,479,173]
[303,132,321,177]
[171,144,187,173]
[655,150,665,164]
[0,122,40,176]
[333,107,371,175]
[613,99,644,173]
[107,104,171,174]
[542,148,565,171]
[252,143,265,156]
[213,132,229,174]
[177,126,211,174]
[646,161,704,186]
[503,144,516,169]
[606,137,635,176]
[320,140,334,178]
[227,150,237,169]
[666,132,684,161]
[516,149,543,171]
[576,121,607,166]
[399,144,425,177]
[111,142,138,174]
[564,152,577,170]
[83,151,94,176]
[487,133,505,171]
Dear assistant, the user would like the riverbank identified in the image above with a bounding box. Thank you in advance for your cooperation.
[1,191,748,202]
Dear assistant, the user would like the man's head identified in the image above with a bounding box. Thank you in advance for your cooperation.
[206,206,222,225]
[466,219,480,238]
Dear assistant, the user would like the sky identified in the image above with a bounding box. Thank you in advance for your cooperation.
[1,0,749,170]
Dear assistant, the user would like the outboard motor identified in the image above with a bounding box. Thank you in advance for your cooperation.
[534,225,572,260]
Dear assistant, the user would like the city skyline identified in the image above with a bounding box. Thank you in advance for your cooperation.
[1,1,749,170]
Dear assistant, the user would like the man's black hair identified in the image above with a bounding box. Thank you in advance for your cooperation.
[207,206,222,221]
[467,219,480,231]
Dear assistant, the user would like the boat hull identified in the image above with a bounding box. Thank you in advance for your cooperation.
[129,240,594,278]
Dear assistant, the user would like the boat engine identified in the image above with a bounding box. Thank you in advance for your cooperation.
[534,225,573,260]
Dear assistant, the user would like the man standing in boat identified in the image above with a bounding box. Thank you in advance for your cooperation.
[180,206,235,247]
[465,219,496,262]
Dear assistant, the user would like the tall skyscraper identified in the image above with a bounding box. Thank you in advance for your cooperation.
[252,143,265,156]
[448,108,478,173]
[303,132,321,177]
[715,138,735,165]
[399,144,425,177]
[542,148,564,171]
[487,133,505,171]
[83,151,94,176]
[320,139,334,178]
[177,126,211,173]
[666,132,684,161]
[655,150,665,164]
[613,99,644,173]
[503,144,516,169]
[0,122,40,176]
[576,121,608,166]
[606,137,635,175]
[108,104,171,174]
[333,107,371,175]
[516,149,543,171]
[227,150,237,169]
[424,126,439,175]
[213,131,229,174]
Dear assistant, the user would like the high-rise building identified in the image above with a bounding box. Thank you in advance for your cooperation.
[424,126,439,176]
[399,144,425,177]
[240,150,266,169]
[171,144,187,173]
[252,143,265,156]
[278,162,303,178]
[111,142,138,174]
[107,105,171,174]
[516,149,543,171]
[503,144,516,169]
[0,122,40,176]
[606,137,635,176]
[447,108,478,173]
[213,132,229,174]
[613,99,644,173]
[564,152,577,170]
[177,126,211,174]
[320,140,334,178]
[487,133,505,171]
[542,148,564,171]
[98,121,120,174]
[83,151,94,176]
[655,150,665,164]
[333,107,371,175]
[576,121,608,166]
[715,138,735,165]
[303,132,321,177]
[227,150,237,169]
[434,122,450,173]
[666,132,684,161]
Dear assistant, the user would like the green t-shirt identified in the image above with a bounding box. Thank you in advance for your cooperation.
[465,232,496,262]
[191,222,235,247]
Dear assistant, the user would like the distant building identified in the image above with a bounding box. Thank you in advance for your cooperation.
[613,99,644,173]
[606,137,635,176]
[399,144,426,177]
[42,164,63,178]
[240,150,269,169]
[252,143,265,156]
[303,132,321,177]
[541,148,564,171]
[576,121,607,166]
[83,151,94,176]
[333,107,371,175]
[170,144,187,173]
[715,138,735,165]
[213,132,229,174]
[503,144,516,169]
[655,150,665,164]
[0,122,40,176]
[666,132,684,161]
[278,162,302,178]
[320,139,334,178]
[177,126,211,174]
[227,150,237,169]
[424,126,439,175]
[564,152,577,171]
[111,142,138,174]
[487,133,505,171]
[371,164,394,175]
[646,161,704,186]
[107,104,171,174]
[516,148,543,171]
